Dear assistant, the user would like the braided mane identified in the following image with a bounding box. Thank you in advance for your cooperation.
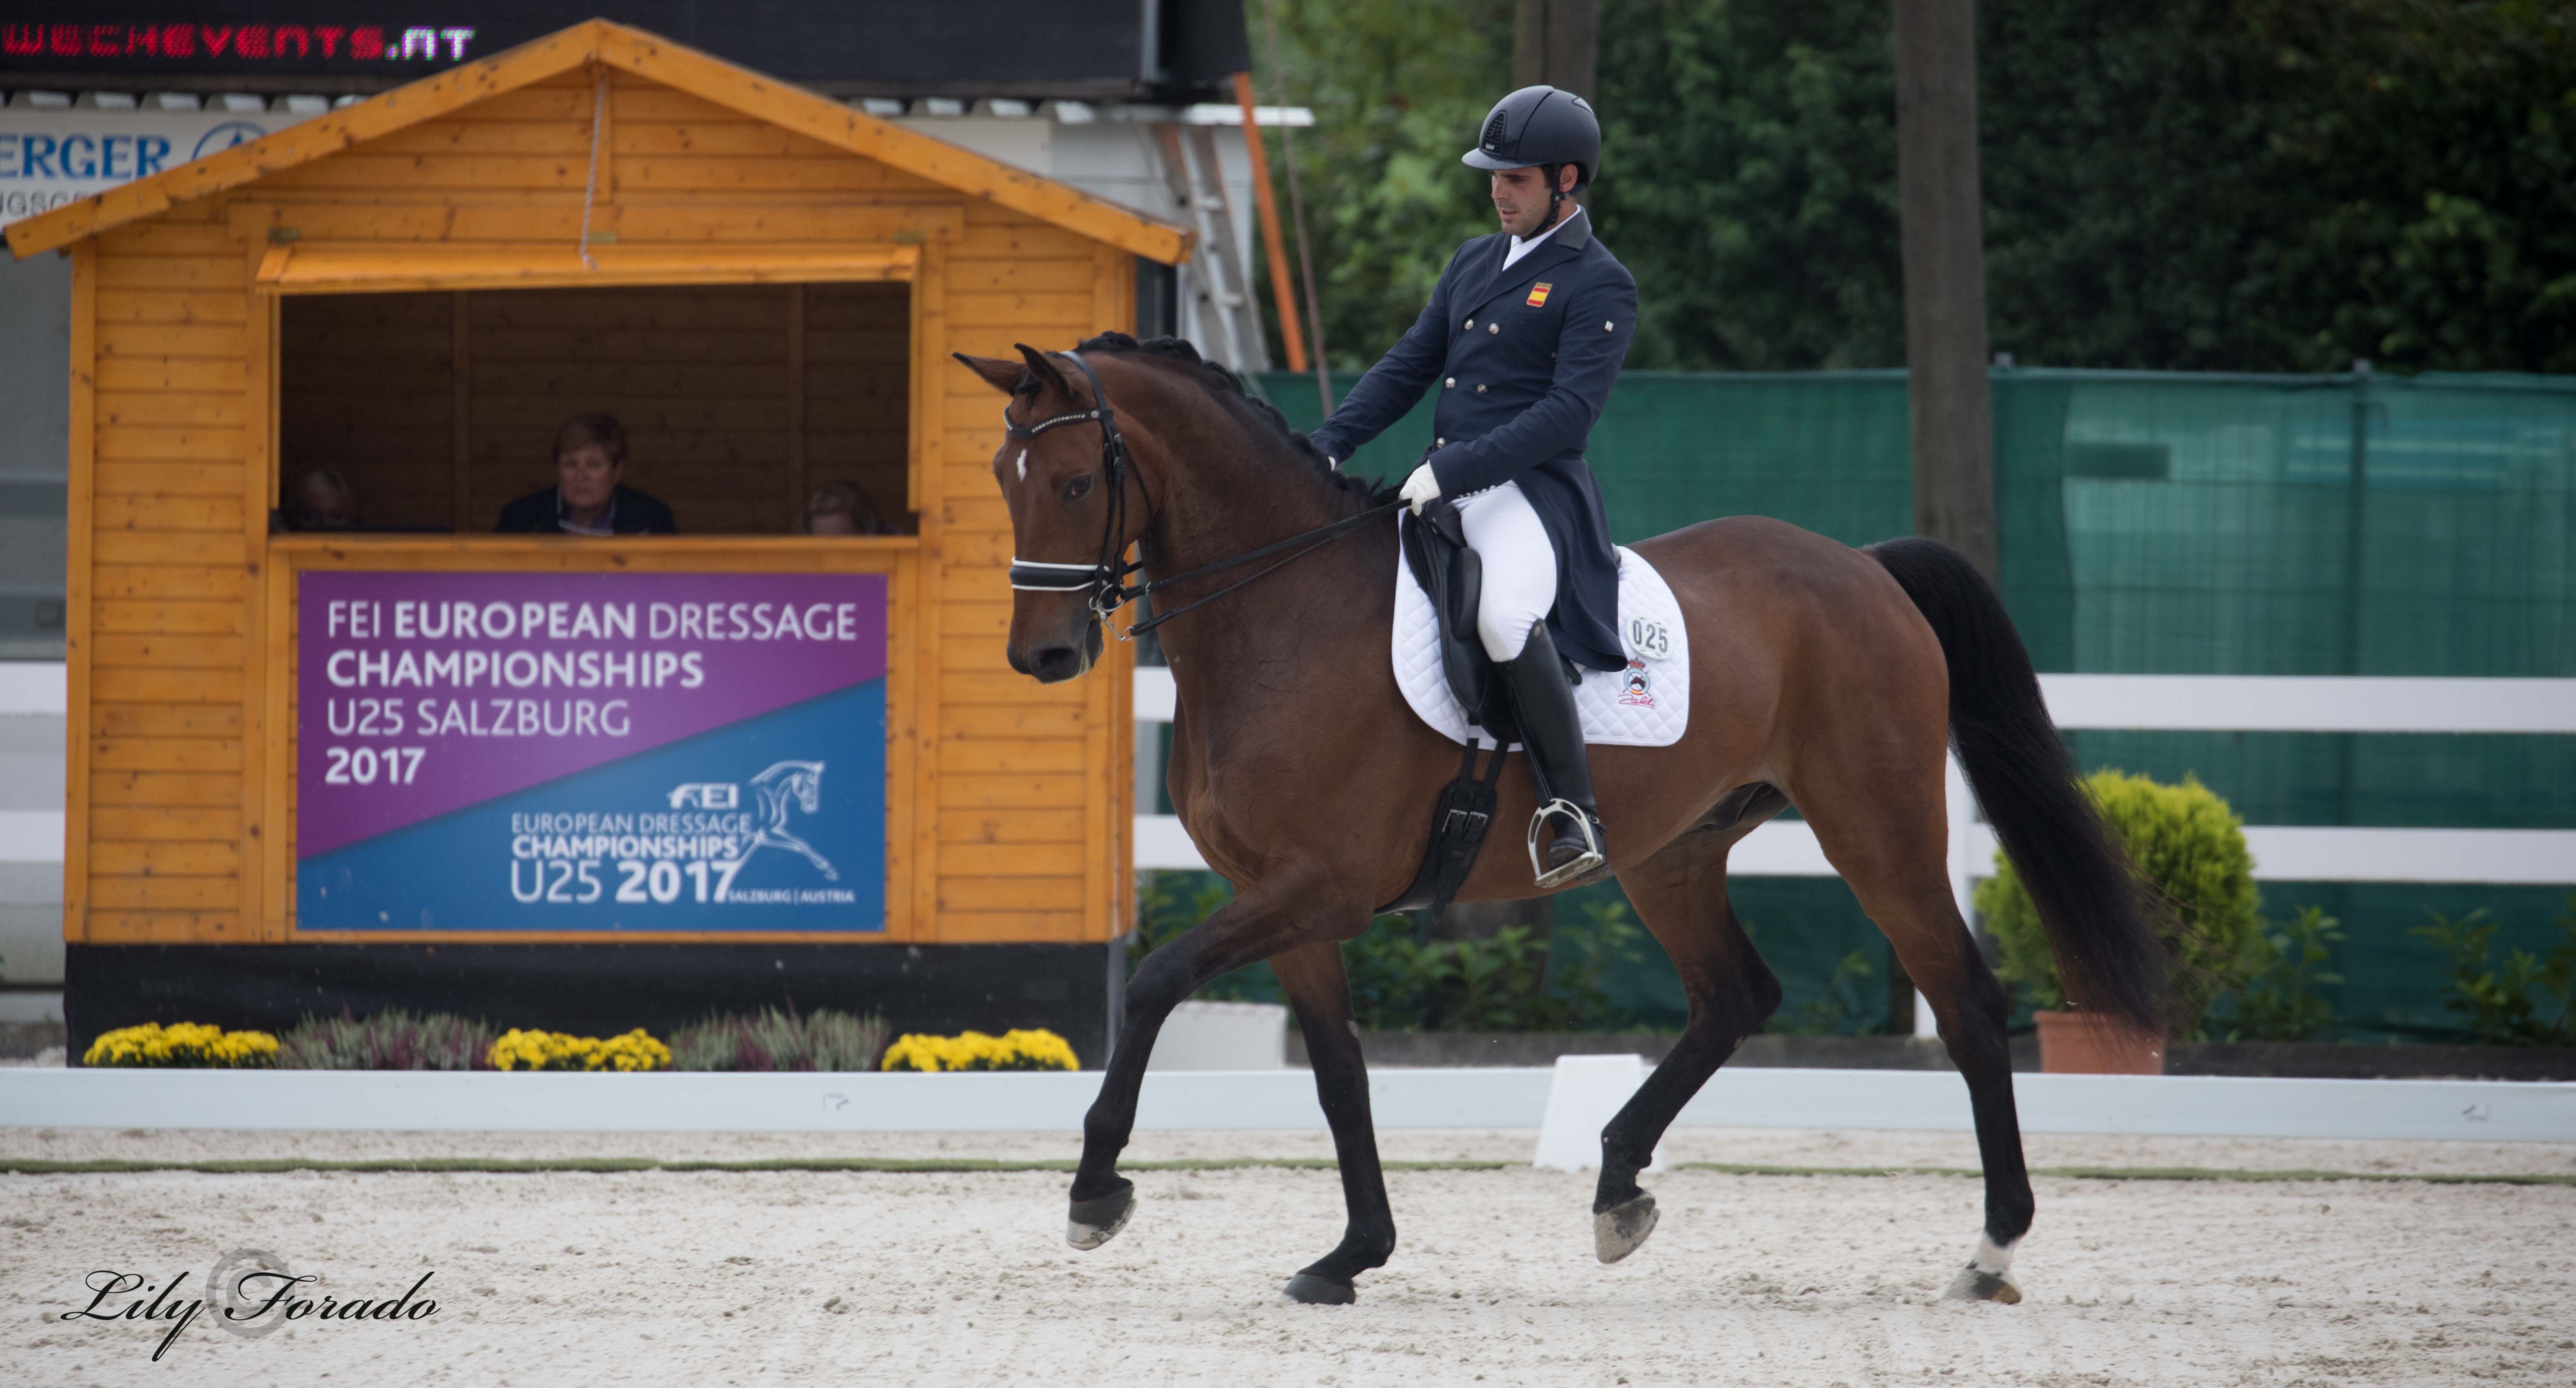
[1072,333,1399,508]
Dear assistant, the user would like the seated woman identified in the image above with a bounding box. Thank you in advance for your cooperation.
[495,413,677,536]
[797,480,893,536]
[280,468,362,532]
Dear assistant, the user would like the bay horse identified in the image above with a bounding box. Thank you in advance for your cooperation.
[954,335,2164,1307]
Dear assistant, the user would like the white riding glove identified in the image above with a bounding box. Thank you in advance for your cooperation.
[1400,463,1442,515]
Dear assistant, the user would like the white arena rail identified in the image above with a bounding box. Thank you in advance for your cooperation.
[1134,668,2576,1035]
[1136,669,2576,883]
[1139,669,2576,884]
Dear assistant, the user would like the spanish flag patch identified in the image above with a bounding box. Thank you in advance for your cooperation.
[1526,282,1553,308]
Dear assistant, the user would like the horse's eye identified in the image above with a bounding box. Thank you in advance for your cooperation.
[1062,475,1094,502]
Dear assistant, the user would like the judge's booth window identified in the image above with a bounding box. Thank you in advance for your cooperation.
[277,283,914,538]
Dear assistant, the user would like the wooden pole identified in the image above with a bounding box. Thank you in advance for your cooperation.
[1893,0,1997,578]
[1233,72,1308,372]
[1891,0,1997,1035]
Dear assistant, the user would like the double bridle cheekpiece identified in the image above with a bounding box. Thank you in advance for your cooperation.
[1004,351,1401,639]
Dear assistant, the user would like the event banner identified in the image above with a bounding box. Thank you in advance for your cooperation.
[0,104,318,228]
[294,571,888,933]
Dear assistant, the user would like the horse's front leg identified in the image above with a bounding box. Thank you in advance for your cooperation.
[1066,873,1335,1252]
[1267,938,1393,1304]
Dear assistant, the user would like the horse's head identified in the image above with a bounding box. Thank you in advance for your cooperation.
[751,760,826,814]
[952,344,1141,683]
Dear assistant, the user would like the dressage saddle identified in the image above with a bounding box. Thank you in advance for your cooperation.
[1379,500,1523,919]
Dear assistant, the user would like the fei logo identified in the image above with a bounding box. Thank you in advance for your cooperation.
[667,763,837,881]
[667,783,738,809]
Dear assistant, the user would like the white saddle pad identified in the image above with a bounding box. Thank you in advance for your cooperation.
[1392,532,1691,748]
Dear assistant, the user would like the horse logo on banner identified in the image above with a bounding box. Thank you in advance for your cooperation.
[746,760,836,880]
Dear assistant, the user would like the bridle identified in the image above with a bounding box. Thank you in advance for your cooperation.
[1002,352,1143,613]
[1003,351,1401,640]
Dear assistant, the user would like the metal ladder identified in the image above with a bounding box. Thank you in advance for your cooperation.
[1151,123,1271,372]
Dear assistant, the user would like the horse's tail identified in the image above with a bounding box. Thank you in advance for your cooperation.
[1864,536,2167,1033]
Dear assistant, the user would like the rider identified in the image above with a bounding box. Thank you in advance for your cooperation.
[1307,85,1636,889]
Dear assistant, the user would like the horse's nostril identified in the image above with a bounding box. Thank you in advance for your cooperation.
[1028,644,1082,682]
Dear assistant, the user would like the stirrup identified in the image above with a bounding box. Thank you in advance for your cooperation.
[1526,798,1605,889]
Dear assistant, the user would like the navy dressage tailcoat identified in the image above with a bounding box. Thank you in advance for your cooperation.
[1307,207,1638,672]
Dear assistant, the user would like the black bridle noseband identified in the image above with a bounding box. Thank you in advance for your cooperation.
[1003,351,1401,639]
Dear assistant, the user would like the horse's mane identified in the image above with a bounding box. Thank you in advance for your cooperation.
[1071,332,1400,508]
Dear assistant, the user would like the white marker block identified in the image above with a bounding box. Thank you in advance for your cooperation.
[1531,1053,1667,1172]
[1145,1000,1288,1071]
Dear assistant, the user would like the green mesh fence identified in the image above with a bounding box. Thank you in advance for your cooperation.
[1247,368,2576,1042]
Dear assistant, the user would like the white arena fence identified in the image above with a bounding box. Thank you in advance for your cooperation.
[1134,668,2576,1037]
[6,1066,2572,1142]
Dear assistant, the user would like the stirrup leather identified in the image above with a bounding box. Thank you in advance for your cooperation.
[1526,798,1605,889]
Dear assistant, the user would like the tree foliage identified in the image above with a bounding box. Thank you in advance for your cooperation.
[1254,0,2576,373]
[1254,0,1516,370]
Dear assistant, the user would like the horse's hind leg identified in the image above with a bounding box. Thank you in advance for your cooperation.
[1801,769,2031,1302]
[1591,822,1784,1263]
[1268,940,1396,1304]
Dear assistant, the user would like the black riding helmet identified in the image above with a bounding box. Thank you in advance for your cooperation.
[1460,85,1601,228]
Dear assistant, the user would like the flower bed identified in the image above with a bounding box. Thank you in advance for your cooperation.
[486,1029,673,1072]
[84,1022,278,1068]
[880,1028,1079,1072]
[668,1008,890,1072]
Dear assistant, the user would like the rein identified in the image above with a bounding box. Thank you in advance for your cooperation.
[1005,351,1402,639]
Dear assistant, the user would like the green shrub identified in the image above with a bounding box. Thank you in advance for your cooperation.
[1737,916,1879,1037]
[1778,950,1877,1037]
[1973,768,2260,1037]
[1338,900,1646,1033]
[277,1009,493,1070]
[2409,902,2576,1047]
[669,1007,891,1072]
[1131,871,1647,1031]
[2214,907,2346,1043]
[1130,872,1279,1005]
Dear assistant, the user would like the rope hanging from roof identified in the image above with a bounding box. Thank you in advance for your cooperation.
[578,66,608,272]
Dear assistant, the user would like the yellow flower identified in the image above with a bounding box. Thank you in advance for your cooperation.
[485,1028,670,1072]
[82,1022,278,1069]
[880,1028,1076,1072]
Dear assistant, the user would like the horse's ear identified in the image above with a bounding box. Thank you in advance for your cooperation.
[1014,343,1074,402]
[952,352,1024,396]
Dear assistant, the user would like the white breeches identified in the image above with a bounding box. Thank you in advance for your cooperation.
[1452,480,1558,662]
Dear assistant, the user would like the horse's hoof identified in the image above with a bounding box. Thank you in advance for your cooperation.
[1282,1273,1356,1306]
[1594,1192,1659,1264]
[1943,1266,2023,1304]
[1066,1182,1135,1251]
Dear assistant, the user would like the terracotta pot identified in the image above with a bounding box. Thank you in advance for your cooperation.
[2034,1010,2166,1075]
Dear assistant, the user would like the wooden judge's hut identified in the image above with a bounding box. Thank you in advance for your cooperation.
[6,20,1190,1063]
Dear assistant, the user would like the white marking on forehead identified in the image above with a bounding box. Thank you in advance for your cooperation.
[1015,449,1028,482]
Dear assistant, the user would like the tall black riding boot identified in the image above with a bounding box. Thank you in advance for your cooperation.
[1502,621,1608,889]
